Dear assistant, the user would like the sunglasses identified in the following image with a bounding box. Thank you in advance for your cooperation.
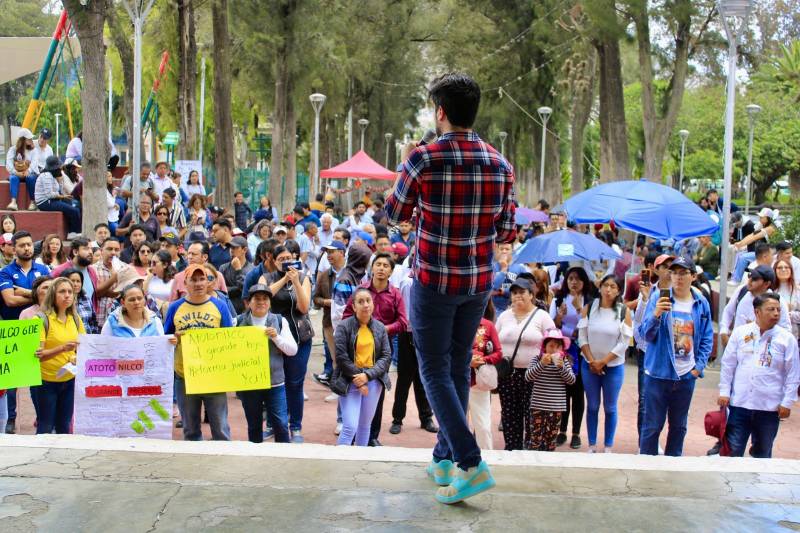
[157,211,168,216]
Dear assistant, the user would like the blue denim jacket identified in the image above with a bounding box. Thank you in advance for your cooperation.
[640,288,714,380]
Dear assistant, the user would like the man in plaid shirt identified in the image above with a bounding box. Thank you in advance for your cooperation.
[385,73,516,505]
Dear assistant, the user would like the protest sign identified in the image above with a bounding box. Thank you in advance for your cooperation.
[181,326,270,394]
[0,319,42,389]
[75,335,174,439]
[174,159,203,186]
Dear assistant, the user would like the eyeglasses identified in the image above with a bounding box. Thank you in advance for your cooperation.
[670,270,692,277]
[157,212,168,216]
[776,266,791,271]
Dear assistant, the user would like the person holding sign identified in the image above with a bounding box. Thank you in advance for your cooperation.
[34,277,85,434]
[235,284,297,443]
[164,264,234,441]
[334,288,392,446]
[101,285,168,338]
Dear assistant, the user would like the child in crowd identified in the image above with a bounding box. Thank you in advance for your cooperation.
[525,329,576,451]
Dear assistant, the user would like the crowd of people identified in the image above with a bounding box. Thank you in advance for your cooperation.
[1,75,798,507]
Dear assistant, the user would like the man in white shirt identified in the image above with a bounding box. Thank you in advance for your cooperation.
[31,129,53,174]
[718,293,799,458]
[720,265,791,346]
[296,221,320,278]
[152,161,174,197]
[318,213,337,247]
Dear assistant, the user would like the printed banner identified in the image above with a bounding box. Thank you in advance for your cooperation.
[175,159,203,186]
[181,326,270,394]
[0,319,42,389]
[75,335,175,439]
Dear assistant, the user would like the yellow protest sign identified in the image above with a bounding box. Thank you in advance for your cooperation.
[181,326,270,394]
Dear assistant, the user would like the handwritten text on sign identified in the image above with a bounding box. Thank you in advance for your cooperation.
[181,326,270,394]
[0,319,42,389]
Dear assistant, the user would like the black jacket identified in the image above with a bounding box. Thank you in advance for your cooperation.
[333,315,392,391]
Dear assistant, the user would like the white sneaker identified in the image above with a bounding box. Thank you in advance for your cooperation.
[658,445,664,455]
[587,445,597,453]
[303,392,309,401]
[325,393,338,403]
[334,423,342,435]
[27,202,36,211]
[604,447,614,454]
[6,199,17,211]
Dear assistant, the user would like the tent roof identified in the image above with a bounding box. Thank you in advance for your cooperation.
[320,150,395,181]
[0,37,81,86]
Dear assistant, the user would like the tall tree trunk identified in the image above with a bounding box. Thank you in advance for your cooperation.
[270,47,287,216]
[285,95,297,206]
[177,0,197,159]
[212,0,235,208]
[570,51,597,195]
[106,5,135,161]
[595,37,630,183]
[64,0,108,234]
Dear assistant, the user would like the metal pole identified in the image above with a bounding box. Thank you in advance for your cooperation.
[108,66,113,140]
[539,117,548,196]
[347,107,353,158]
[384,132,392,168]
[745,104,760,215]
[198,57,206,180]
[132,15,143,214]
[313,111,321,197]
[54,113,61,157]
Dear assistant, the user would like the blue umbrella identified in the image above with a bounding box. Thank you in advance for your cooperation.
[515,207,549,225]
[513,229,621,265]
[562,179,718,240]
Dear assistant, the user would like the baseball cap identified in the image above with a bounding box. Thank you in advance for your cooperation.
[183,263,207,280]
[322,241,346,252]
[16,128,33,140]
[230,236,248,248]
[669,257,695,272]
[1,232,13,245]
[63,157,81,168]
[274,225,288,234]
[355,230,374,246]
[509,277,534,292]
[209,205,224,216]
[160,231,180,246]
[758,207,775,219]
[39,128,52,140]
[247,283,273,299]
[654,254,674,268]
[390,242,409,257]
[750,264,776,284]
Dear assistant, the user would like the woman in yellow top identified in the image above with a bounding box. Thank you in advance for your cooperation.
[333,288,392,446]
[34,277,85,434]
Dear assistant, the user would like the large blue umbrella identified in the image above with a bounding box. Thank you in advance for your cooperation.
[562,179,718,240]
[513,229,621,265]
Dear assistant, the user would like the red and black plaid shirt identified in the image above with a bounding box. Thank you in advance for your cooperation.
[385,131,516,295]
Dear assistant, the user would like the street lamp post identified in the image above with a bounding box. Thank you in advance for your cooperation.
[498,131,508,154]
[717,0,753,359]
[54,113,61,157]
[384,133,393,168]
[678,129,689,192]
[309,93,326,199]
[537,106,552,197]
[745,103,761,215]
[358,119,369,151]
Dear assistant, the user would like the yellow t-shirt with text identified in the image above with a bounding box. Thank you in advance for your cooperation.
[39,312,85,382]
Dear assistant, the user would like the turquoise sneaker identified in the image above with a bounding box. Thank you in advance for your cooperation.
[435,461,495,504]
[426,458,455,486]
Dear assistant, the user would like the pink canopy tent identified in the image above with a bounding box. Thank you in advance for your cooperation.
[320,150,396,181]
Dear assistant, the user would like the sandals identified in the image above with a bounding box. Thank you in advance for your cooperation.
[435,461,495,505]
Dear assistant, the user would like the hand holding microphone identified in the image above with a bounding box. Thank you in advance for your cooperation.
[400,130,437,165]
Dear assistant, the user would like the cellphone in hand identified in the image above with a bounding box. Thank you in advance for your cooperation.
[640,269,651,283]
[659,288,671,300]
[282,260,303,272]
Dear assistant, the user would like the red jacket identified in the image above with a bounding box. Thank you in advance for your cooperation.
[471,318,503,386]
[342,280,408,336]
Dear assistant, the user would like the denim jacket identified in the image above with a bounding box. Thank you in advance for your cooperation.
[640,288,714,380]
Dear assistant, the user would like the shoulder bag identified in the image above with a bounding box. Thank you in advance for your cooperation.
[492,308,540,381]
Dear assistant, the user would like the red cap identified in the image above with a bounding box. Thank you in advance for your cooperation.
[390,242,409,257]
[654,254,674,268]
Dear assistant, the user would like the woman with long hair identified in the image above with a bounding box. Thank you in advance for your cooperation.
[732,208,779,283]
[131,241,157,276]
[20,276,54,320]
[5,131,36,211]
[248,219,273,257]
[1,214,17,234]
[34,277,85,433]
[187,193,209,236]
[774,259,800,337]
[185,170,206,198]
[144,250,176,305]
[62,267,99,334]
[578,274,633,453]
[36,234,67,271]
[531,268,554,309]
[550,266,596,449]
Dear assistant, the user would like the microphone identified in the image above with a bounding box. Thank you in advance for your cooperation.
[418,129,437,146]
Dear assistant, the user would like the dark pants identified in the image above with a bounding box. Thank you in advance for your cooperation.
[498,368,533,450]
[560,373,584,435]
[725,405,780,458]
[239,386,290,443]
[38,199,81,234]
[410,280,488,470]
[323,337,333,376]
[391,331,433,425]
[640,374,696,456]
[369,385,385,442]
[34,379,75,434]
[284,340,312,432]
[6,388,15,421]
[636,348,646,438]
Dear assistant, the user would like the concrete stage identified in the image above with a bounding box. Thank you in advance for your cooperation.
[0,435,799,532]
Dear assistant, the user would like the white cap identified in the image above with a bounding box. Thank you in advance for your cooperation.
[758,207,774,219]
[17,128,33,140]
[274,225,288,234]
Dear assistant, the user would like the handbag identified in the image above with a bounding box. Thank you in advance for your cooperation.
[287,272,315,343]
[494,308,539,380]
[475,364,498,391]
[329,368,349,396]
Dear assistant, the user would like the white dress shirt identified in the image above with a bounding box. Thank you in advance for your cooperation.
[31,143,53,173]
[720,322,800,411]
[720,285,791,335]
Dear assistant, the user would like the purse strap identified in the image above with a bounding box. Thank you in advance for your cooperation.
[508,308,539,366]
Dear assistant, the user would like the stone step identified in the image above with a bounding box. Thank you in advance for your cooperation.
[0,209,66,240]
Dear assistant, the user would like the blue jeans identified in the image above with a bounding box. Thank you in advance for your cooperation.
[239,386,290,443]
[581,360,624,447]
[725,405,780,458]
[640,374,696,456]
[636,348,645,439]
[174,375,230,441]
[9,173,36,201]
[0,393,7,431]
[733,251,755,283]
[38,199,81,234]
[337,379,383,446]
[6,388,15,421]
[284,339,312,432]
[410,280,489,470]
[34,379,75,434]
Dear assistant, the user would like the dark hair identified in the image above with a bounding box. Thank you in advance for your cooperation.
[775,241,792,253]
[315,193,323,201]
[132,241,156,267]
[30,275,51,305]
[71,237,91,256]
[537,199,550,210]
[645,251,659,269]
[1,214,17,233]
[283,239,301,259]
[334,228,351,243]
[707,188,718,195]
[235,191,243,197]
[12,230,32,245]
[213,219,232,231]
[293,206,305,215]
[753,292,780,309]
[256,238,278,264]
[102,237,121,249]
[598,274,624,309]
[483,298,496,322]
[555,267,596,308]
[153,250,177,282]
[371,251,395,270]
[40,234,66,266]
[188,240,210,256]
[353,287,373,302]
[428,73,481,128]
[120,284,146,304]
[162,187,177,199]
[189,193,206,209]
[61,267,85,297]
[355,201,366,208]
[375,233,390,242]
[128,224,147,237]
[93,222,110,232]
[755,243,772,259]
